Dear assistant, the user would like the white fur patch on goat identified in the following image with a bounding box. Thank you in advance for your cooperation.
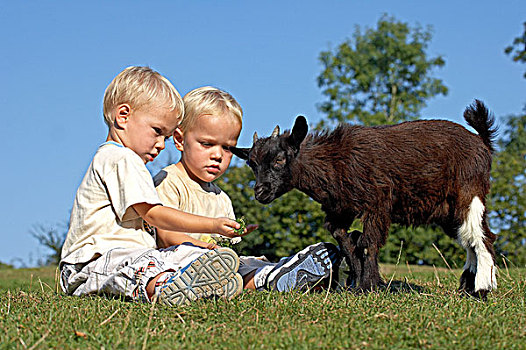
[463,246,476,273]
[458,196,497,292]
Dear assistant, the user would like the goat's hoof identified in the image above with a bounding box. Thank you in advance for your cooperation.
[459,269,476,293]
[344,275,357,289]
[459,288,489,301]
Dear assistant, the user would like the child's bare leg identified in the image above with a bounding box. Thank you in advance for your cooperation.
[146,273,165,300]
[243,270,257,290]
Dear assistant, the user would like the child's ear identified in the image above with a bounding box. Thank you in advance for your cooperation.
[114,104,131,129]
[173,127,185,152]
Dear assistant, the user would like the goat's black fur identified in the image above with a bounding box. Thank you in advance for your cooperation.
[231,100,498,298]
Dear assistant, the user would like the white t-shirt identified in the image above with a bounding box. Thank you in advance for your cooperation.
[153,164,239,244]
[61,142,161,266]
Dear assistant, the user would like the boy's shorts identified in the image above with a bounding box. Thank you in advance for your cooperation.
[238,255,274,276]
[60,244,212,303]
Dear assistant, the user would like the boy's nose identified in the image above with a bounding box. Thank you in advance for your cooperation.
[211,146,223,160]
[157,138,166,151]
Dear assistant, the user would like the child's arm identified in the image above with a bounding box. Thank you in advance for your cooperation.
[133,203,240,236]
[156,224,258,250]
[156,228,219,250]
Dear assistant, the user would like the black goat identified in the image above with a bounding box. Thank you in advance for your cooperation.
[231,100,497,298]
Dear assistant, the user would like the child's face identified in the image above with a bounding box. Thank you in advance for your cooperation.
[176,113,241,184]
[116,104,180,163]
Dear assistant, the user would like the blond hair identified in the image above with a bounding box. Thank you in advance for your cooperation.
[180,86,243,132]
[102,66,184,127]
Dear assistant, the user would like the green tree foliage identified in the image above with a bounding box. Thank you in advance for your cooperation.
[0,262,14,269]
[489,114,526,266]
[504,21,526,78]
[317,14,448,128]
[379,225,465,268]
[216,165,334,261]
[487,23,526,267]
[30,223,66,266]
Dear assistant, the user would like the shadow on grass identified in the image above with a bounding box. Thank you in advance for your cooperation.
[381,279,426,294]
[333,269,427,295]
[335,280,427,295]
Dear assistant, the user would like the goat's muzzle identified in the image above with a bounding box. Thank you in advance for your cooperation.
[254,184,273,204]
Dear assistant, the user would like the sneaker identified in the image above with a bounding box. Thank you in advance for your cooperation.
[216,272,244,298]
[157,247,243,306]
[266,242,341,292]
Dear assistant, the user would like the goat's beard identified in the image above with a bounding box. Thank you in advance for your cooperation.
[255,191,275,204]
[254,182,291,204]
[254,185,274,204]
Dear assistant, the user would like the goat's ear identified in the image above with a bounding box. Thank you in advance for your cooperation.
[229,146,251,160]
[288,116,308,149]
[271,125,280,138]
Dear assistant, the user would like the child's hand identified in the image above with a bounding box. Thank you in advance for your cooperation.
[213,217,242,237]
[233,217,258,237]
[213,217,258,238]
[205,242,220,250]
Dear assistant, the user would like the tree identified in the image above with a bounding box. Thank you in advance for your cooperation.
[379,225,465,268]
[489,114,526,266]
[0,261,14,269]
[30,222,67,266]
[317,14,448,127]
[489,24,526,266]
[504,21,526,78]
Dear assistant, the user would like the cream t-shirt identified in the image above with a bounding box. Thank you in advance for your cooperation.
[153,164,239,244]
[61,142,160,266]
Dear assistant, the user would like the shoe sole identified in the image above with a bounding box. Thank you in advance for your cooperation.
[267,243,333,292]
[217,272,244,298]
[158,248,242,306]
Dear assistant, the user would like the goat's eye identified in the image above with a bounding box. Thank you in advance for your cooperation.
[274,157,286,168]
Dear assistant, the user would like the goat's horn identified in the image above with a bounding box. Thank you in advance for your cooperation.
[253,132,258,144]
[271,125,280,138]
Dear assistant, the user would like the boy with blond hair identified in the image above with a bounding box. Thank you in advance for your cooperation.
[60,67,247,306]
[153,86,340,291]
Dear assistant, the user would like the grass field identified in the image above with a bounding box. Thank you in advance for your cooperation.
[1,263,524,349]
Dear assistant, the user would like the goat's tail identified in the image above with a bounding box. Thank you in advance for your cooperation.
[463,100,497,154]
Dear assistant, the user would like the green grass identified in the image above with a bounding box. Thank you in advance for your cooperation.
[1,264,525,349]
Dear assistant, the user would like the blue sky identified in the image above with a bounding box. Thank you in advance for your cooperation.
[0,1,524,267]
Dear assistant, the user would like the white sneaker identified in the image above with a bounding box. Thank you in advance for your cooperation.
[266,243,340,292]
[158,247,243,306]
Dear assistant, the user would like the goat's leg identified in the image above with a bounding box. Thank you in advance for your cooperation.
[477,216,497,298]
[345,230,365,288]
[443,223,477,294]
[358,215,389,291]
[329,225,361,289]
[348,230,365,288]
[459,246,477,294]
[358,242,382,291]
[457,196,497,299]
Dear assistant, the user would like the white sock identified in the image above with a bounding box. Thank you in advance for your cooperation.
[253,265,275,289]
